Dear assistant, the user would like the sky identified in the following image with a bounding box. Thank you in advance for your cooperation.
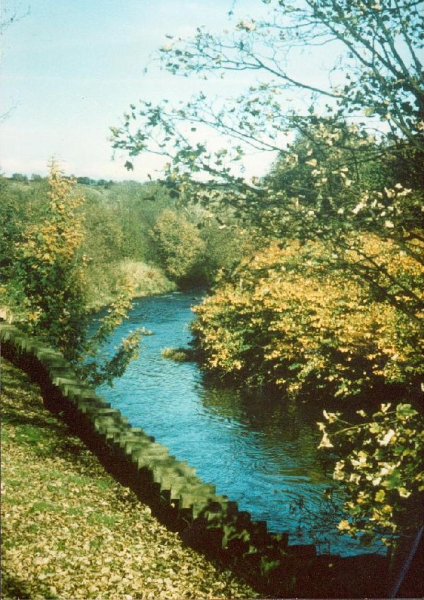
[0,0,279,182]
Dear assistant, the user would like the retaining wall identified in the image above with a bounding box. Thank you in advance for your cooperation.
[0,322,390,597]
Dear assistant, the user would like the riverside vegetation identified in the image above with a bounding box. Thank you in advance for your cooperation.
[0,169,248,313]
[1,0,423,593]
[111,0,424,564]
[0,164,251,387]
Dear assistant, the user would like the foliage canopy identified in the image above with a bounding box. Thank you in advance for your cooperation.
[2,163,143,386]
[111,0,424,546]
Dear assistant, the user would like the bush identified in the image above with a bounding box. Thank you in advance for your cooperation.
[5,163,143,386]
[192,237,423,401]
[161,347,194,362]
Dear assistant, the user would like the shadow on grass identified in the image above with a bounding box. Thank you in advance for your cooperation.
[1,574,35,599]
[2,363,97,467]
[2,406,58,431]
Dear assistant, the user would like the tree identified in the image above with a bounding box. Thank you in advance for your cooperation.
[111,0,423,545]
[0,176,50,282]
[0,3,29,122]
[111,0,423,317]
[76,176,94,186]
[110,0,424,363]
[113,181,175,262]
[0,3,29,35]
[319,403,424,549]
[82,199,124,266]
[151,209,206,283]
[111,0,423,179]
[11,173,28,182]
[8,162,143,386]
[192,237,423,401]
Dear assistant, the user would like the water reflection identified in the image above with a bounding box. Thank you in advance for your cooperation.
[97,291,382,556]
[196,378,349,553]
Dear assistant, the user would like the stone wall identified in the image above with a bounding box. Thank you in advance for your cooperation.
[0,322,390,597]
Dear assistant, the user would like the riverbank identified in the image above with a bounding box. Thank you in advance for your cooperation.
[0,358,257,599]
[85,260,178,312]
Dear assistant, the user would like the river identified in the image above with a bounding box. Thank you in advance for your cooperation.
[97,290,384,556]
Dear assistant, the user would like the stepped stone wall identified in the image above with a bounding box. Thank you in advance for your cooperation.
[0,322,390,597]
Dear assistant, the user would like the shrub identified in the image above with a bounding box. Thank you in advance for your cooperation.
[192,237,423,401]
[6,163,143,386]
[161,347,194,362]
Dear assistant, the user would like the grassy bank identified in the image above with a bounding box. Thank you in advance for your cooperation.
[0,358,257,599]
[85,260,177,312]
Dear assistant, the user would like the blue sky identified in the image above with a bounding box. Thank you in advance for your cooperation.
[1,0,277,181]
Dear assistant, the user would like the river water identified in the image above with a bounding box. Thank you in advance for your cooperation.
[97,291,383,556]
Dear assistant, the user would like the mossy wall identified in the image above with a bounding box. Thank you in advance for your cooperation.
[0,322,390,597]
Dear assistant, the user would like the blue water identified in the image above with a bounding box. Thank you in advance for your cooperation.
[97,291,384,556]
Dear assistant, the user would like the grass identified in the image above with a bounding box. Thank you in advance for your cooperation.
[85,260,177,312]
[118,260,177,298]
[1,358,258,599]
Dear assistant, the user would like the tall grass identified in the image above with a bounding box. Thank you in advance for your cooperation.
[85,260,176,312]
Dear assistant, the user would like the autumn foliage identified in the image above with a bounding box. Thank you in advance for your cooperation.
[5,163,142,386]
[321,403,424,544]
[192,237,423,402]
[12,163,87,355]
